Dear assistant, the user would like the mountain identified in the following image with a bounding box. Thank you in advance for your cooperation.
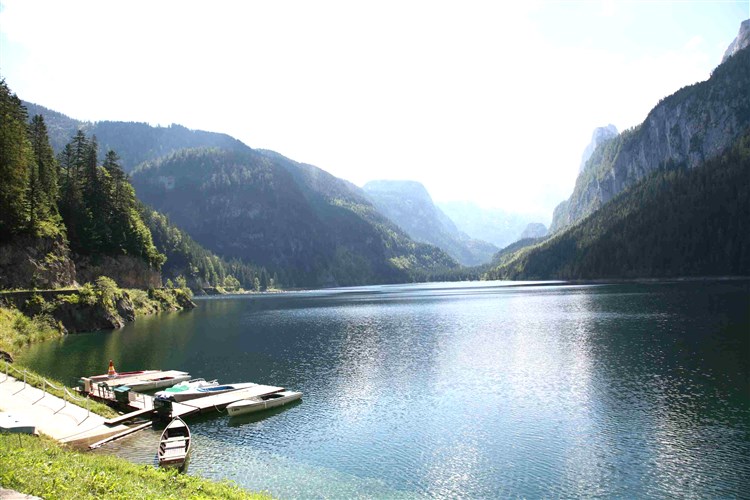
[579,125,618,173]
[140,204,272,291]
[722,19,750,63]
[518,223,548,240]
[550,29,750,233]
[362,180,497,266]
[486,130,750,280]
[22,102,247,172]
[437,201,541,249]
[131,148,458,287]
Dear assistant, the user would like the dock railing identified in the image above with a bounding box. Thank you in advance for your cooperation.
[1,360,91,424]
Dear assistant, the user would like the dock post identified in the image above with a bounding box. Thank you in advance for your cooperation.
[87,395,90,418]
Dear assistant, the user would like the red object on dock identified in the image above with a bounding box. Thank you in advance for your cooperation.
[107,360,117,378]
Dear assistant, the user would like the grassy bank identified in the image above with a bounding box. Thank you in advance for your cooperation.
[0,434,268,500]
[0,305,60,354]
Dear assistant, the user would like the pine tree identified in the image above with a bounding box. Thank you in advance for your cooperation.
[27,114,59,233]
[0,79,33,239]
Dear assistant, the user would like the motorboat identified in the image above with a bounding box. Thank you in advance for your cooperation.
[158,417,191,472]
[155,382,259,403]
[81,370,191,393]
[153,378,219,401]
[226,390,302,417]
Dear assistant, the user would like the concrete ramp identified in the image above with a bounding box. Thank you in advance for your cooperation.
[0,374,133,448]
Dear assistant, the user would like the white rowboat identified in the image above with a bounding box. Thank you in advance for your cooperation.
[226,390,302,417]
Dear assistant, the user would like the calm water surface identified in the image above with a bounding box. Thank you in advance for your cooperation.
[19,280,750,498]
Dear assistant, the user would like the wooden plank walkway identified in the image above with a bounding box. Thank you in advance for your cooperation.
[104,407,154,426]
[88,421,153,450]
[171,385,284,418]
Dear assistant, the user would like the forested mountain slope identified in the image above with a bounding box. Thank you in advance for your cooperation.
[487,131,750,280]
[551,42,750,232]
[132,148,458,287]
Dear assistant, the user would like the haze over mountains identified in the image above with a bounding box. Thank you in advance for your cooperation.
[362,180,498,266]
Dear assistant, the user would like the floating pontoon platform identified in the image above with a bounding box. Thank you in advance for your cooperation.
[169,385,285,418]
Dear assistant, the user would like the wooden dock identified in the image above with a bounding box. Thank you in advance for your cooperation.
[104,407,154,426]
[170,385,284,418]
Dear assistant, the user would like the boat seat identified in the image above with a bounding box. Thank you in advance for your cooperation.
[162,448,186,458]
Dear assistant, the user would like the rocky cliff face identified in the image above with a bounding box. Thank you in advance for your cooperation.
[363,180,498,266]
[0,234,76,289]
[551,37,750,233]
[579,125,618,173]
[518,223,548,241]
[75,255,161,290]
[722,19,750,63]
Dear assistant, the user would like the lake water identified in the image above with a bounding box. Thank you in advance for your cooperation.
[18,280,750,498]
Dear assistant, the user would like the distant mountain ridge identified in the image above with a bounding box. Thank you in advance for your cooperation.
[551,32,750,233]
[362,180,497,266]
[437,201,543,249]
[23,102,458,287]
[22,101,247,172]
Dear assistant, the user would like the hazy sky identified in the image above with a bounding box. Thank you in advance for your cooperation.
[1,1,747,220]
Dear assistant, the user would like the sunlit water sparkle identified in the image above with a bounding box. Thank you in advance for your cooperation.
[19,280,750,498]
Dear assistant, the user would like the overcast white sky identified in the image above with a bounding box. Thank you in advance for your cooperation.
[1,1,747,221]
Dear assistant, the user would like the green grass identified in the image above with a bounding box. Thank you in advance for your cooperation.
[0,306,61,355]
[0,434,270,499]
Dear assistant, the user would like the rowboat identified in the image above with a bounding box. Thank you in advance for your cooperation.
[158,417,191,472]
[153,378,219,401]
[155,382,259,403]
[226,390,302,417]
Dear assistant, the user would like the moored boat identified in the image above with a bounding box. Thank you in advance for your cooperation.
[156,382,259,403]
[153,378,219,400]
[226,390,302,417]
[79,370,161,393]
[158,417,191,472]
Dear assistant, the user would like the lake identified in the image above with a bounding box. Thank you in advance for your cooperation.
[18,280,750,498]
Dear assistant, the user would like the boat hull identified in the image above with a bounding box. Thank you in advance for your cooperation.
[226,390,302,417]
[163,382,259,403]
[158,417,191,473]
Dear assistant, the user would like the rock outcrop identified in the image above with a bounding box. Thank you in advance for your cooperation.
[722,19,750,63]
[518,223,548,241]
[0,234,76,290]
[579,125,618,173]
[75,255,161,290]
